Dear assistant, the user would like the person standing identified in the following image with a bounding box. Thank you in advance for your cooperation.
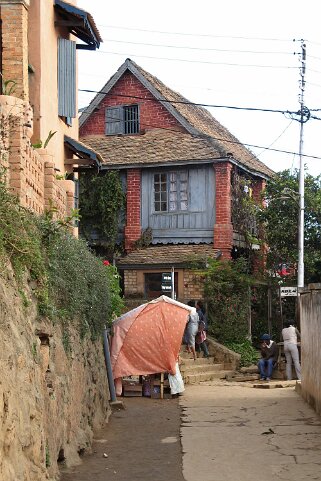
[258,334,278,381]
[281,320,301,380]
[185,301,199,360]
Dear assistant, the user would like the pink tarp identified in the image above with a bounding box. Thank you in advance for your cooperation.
[110,296,194,395]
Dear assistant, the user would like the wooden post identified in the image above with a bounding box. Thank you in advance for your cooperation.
[160,372,164,399]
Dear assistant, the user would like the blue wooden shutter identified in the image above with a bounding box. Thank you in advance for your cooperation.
[105,106,124,135]
[58,38,76,118]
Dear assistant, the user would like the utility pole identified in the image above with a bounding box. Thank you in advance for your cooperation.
[297,39,307,289]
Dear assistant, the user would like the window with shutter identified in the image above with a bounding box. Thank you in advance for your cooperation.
[105,105,139,135]
[58,38,76,119]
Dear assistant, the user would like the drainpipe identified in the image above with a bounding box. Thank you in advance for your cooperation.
[103,326,117,402]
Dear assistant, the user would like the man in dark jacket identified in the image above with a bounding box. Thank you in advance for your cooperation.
[258,334,278,381]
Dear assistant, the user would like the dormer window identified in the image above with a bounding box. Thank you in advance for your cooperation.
[105,105,140,135]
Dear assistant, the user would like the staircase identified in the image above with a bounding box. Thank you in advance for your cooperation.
[179,349,235,384]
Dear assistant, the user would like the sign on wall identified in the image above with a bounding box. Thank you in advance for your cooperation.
[280,286,298,297]
[161,273,172,292]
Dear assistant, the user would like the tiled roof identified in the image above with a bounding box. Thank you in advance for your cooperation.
[80,59,274,178]
[80,129,226,167]
[117,244,219,268]
[131,61,273,177]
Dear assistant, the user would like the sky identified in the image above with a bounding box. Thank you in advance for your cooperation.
[77,0,321,176]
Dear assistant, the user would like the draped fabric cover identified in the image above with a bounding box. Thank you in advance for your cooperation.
[110,296,193,395]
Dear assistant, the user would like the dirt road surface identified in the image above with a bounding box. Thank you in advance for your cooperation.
[181,381,321,481]
[61,382,321,481]
[60,397,184,481]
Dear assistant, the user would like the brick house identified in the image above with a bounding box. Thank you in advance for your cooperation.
[79,58,273,301]
[0,0,102,218]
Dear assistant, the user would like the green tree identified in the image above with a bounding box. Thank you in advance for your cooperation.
[258,169,321,283]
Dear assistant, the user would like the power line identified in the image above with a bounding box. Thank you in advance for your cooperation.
[91,50,298,69]
[78,102,321,161]
[101,38,292,55]
[78,88,293,115]
[97,24,291,42]
[255,120,294,158]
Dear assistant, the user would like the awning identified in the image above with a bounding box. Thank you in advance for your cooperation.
[64,136,103,168]
[54,0,102,50]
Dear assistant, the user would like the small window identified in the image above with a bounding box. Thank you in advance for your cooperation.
[154,171,188,213]
[105,105,139,135]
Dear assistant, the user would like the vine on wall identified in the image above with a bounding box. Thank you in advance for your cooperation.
[79,171,125,256]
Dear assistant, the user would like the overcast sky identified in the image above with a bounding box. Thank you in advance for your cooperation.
[77,0,321,176]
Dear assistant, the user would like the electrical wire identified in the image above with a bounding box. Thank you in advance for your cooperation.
[96,24,291,42]
[101,38,292,55]
[255,120,294,158]
[78,89,293,115]
[91,50,298,69]
[78,103,321,162]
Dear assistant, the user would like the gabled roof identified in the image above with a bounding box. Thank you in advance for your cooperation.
[80,58,273,178]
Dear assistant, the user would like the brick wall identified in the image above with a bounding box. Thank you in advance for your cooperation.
[80,71,186,136]
[0,95,73,219]
[124,168,141,251]
[183,269,205,302]
[213,162,233,258]
[123,270,139,296]
[0,0,29,100]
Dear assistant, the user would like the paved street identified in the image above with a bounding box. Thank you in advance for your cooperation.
[61,382,321,481]
[181,382,321,481]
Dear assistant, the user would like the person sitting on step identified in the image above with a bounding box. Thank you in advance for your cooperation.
[258,333,278,381]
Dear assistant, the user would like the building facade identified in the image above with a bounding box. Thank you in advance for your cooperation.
[0,0,102,217]
[79,59,273,301]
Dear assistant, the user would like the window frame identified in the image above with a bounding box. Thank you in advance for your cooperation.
[153,170,189,214]
[105,104,140,135]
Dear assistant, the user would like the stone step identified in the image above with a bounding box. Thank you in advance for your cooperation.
[184,370,235,384]
[180,357,215,366]
[180,363,225,374]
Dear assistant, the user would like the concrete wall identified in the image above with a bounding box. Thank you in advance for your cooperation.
[300,284,321,415]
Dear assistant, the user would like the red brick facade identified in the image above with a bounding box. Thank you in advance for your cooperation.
[124,169,142,251]
[80,71,186,137]
[213,162,233,259]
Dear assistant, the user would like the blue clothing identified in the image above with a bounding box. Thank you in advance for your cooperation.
[258,358,274,379]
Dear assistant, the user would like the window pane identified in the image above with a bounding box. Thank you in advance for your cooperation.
[161,202,167,211]
[161,191,167,202]
[180,200,188,210]
[160,174,167,182]
[154,174,160,183]
[169,202,176,211]
[155,193,160,202]
[169,191,177,201]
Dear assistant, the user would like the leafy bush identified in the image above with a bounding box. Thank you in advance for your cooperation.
[204,258,254,343]
[0,172,123,342]
[224,340,260,367]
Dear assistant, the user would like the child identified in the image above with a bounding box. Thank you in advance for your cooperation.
[195,320,209,358]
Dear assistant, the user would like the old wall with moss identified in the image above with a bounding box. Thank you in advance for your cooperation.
[0,267,111,481]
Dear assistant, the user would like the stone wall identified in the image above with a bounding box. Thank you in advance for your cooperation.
[0,95,74,219]
[300,284,321,416]
[0,267,111,481]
